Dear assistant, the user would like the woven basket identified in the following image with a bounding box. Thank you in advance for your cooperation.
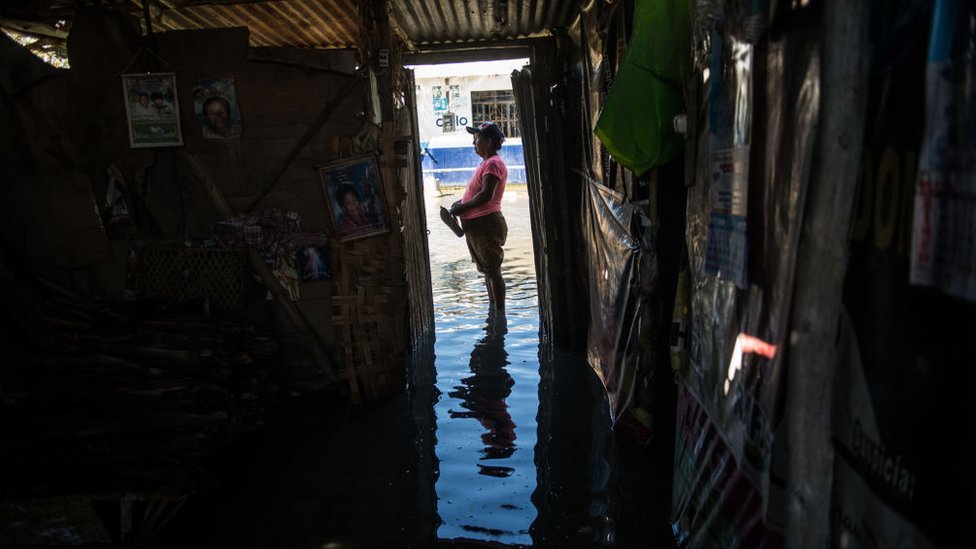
[138,247,247,309]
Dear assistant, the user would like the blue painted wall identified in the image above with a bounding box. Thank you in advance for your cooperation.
[421,138,526,186]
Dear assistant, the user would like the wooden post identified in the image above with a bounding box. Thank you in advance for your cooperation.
[783,1,869,547]
[372,0,394,124]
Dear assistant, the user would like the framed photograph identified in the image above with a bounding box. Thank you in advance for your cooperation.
[318,156,389,242]
[121,72,183,148]
[192,77,243,139]
[297,246,332,282]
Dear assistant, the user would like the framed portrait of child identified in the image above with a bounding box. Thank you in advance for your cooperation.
[318,156,389,242]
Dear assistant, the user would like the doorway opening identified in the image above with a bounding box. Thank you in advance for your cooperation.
[408,57,540,545]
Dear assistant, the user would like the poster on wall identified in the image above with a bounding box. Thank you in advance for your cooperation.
[909,0,976,303]
[121,72,182,148]
[297,246,331,281]
[192,78,243,139]
[432,85,447,112]
[318,156,389,242]
[672,14,822,546]
[449,84,465,110]
[702,37,752,289]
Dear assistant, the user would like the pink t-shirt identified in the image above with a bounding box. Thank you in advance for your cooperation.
[459,155,507,221]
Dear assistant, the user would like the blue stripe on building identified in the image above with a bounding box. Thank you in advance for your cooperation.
[421,141,526,186]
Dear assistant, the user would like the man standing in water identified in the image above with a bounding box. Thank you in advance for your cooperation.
[449,121,509,312]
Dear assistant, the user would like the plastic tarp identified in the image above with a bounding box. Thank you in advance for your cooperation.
[671,9,822,546]
[593,0,691,175]
[573,0,610,182]
[583,178,644,421]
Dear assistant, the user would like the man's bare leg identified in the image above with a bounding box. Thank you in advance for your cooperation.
[484,274,495,306]
[486,271,505,312]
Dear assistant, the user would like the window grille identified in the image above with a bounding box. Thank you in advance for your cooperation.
[470,90,520,138]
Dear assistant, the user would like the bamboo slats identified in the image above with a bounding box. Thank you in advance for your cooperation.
[331,241,407,402]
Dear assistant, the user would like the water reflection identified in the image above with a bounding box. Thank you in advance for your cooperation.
[153,193,673,549]
[448,311,516,467]
[430,189,538,545]
[421,188,673,548]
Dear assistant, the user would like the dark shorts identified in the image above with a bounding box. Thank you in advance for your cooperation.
[461,211,508,275]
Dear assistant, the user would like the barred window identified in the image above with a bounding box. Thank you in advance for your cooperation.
[470,90,520,138]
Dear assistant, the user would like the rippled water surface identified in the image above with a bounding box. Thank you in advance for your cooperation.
[427,188,539,545]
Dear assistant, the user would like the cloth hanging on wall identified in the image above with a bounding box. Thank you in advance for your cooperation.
[209,209,329,301]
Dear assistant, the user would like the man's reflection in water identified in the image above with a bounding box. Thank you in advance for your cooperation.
[448,310,517,474]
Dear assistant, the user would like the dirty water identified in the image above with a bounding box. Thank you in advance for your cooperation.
[157,189,673,549]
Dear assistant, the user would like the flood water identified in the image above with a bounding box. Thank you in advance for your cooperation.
[420,189,674,548]
[158,188,674,549]
[426,188,541,545]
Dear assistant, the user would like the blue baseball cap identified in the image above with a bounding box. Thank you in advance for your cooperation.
[465,121,505,144]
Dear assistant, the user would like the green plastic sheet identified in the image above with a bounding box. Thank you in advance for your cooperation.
[594,0,691,175]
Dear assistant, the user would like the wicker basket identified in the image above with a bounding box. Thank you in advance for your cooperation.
[138,247,247,309]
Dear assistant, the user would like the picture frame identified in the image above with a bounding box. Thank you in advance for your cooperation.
[297,245,332,282]
[121,72,183,148]
[192,77,243,140]
[318,156,389,242]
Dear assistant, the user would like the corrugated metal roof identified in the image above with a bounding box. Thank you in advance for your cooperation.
[391,0,578,45]
[154,0,359,48]
[3,0,577,50]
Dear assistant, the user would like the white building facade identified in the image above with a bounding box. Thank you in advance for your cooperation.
[411,60,528,186]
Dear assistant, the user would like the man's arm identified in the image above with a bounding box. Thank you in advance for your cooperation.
[450,174,500,215]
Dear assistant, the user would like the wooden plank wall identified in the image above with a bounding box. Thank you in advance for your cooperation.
[1,8,421,401]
